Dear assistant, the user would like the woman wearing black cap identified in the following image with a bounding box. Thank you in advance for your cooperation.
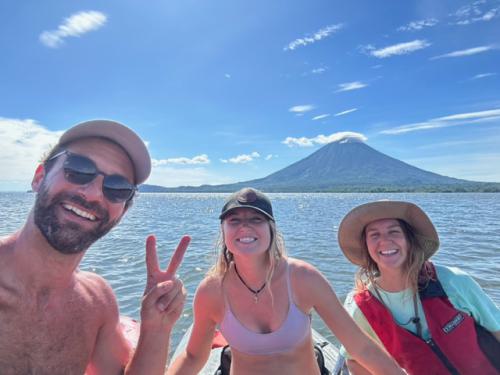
[337,200,500,375]
[168,188,405,375]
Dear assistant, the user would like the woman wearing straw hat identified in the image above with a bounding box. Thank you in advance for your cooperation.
[337,200,500,375]
[169,188,405,375]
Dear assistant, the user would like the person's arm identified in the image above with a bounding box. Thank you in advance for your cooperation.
[291,260,405,375]
[88,235,189,375]
[347,359,374,375]
[167,277,222,375]
[126,277,186,374]
[85,279,133,375]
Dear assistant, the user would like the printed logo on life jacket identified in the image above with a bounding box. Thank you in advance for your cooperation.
[442,313,465,334]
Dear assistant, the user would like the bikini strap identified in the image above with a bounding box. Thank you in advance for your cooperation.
[285,260,294,304]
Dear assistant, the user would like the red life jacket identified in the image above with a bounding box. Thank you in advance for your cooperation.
[354,265,498,375]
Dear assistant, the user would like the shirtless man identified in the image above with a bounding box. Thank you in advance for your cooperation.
[0,120,189,374]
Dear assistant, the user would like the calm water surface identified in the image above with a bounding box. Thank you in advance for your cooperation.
[1,192,499,351]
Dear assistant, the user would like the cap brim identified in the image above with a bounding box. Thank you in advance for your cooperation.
[219,205,274,221]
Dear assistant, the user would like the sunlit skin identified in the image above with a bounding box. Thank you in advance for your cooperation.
[0,137,190,375]
[365,219,409,284]
[167,206,406,375]
[222,208,271,260]
[43,138,135,230]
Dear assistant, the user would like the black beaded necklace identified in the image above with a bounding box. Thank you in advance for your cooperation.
[234,264,267,303]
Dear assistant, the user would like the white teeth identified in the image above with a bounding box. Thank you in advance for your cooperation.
[238,237,256,243]
[380,249,398,255]
[62,204,97,221]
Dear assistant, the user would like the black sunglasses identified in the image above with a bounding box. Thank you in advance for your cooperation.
[47,150,137,203]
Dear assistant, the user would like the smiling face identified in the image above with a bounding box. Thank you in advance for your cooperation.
[32,138,134,254]
[364,218,409,275]
[221,208,272,258]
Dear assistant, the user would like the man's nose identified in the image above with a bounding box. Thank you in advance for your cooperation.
[78,175,105,202]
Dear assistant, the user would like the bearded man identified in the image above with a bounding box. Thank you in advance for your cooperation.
[0,120,189,374]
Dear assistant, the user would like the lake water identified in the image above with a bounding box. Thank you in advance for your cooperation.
[1,192,499,351]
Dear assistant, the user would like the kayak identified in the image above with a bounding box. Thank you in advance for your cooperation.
[171,324,349,374]
[120,316,349,374]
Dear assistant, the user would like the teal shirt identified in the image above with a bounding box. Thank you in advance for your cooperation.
[341,264,500,358]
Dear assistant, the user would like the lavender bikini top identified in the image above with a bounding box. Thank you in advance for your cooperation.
[219,261,311,355]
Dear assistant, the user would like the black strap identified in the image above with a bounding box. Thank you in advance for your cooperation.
[216,343,333,375]
[314,342,331,375]
[475,322,500,371]
[214,345,232,375]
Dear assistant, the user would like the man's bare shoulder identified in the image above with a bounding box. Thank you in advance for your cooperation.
[74,270,118,309]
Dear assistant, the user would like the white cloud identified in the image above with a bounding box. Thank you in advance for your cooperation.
[312,114,330,121]
[152,154,210,166]
[265,154,276,161]
[282,131,367,147]
[336,81,367,92]
[471,72,496,80]
[431,45,496,60]
[398,18,438,31]
[0,118,63,190]
[289,104,315,114]
[381,108,500,135]
[311,67,327,74]
[334,108,358,116]
[366,40,431,58]
[220,152,260,164]
[40,11,107,48]
[284,24,344,51]
[451,2,500,25]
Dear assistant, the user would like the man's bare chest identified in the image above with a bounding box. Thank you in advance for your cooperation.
[0,292,101,374]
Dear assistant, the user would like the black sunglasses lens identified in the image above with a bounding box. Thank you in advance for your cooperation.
[62,153,134,203]
[103,175,135,202]
[64,155,97,185]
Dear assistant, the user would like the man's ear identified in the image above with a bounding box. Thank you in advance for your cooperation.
[31,164,45,192]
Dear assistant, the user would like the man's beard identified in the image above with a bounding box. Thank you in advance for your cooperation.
[34,181,120,254]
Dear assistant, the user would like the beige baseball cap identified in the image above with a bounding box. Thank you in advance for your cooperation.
[58,119,151,184]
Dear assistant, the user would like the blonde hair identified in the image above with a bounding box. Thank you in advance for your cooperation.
[208,219,287,290]
[354,219,433,296]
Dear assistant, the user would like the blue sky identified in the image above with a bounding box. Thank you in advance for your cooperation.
[1,0,499,191]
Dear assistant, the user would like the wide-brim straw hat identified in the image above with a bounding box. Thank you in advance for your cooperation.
[338,200,439,266]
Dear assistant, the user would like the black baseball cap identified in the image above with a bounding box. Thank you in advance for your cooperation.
[219,187,274,221]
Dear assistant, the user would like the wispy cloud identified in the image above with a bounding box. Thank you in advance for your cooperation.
[265,154,277,160]
[336,81,367,92]
[284,24,343,51]
[398,18,438,31]
[282,131,367,147]
[40,11,107,48]
[221,152,260,164]
[311,67,327,74]
[312,114,330,121]
[334,108,358,116]
[471,72,497,80]
[363,40,431,58]
[152,154,210,166]
[0,118,62,190]
[381,108,500,135]
[224,73,231,79]
[289,104,315,114]
[431,45,496,60]
[451,1,500,25]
